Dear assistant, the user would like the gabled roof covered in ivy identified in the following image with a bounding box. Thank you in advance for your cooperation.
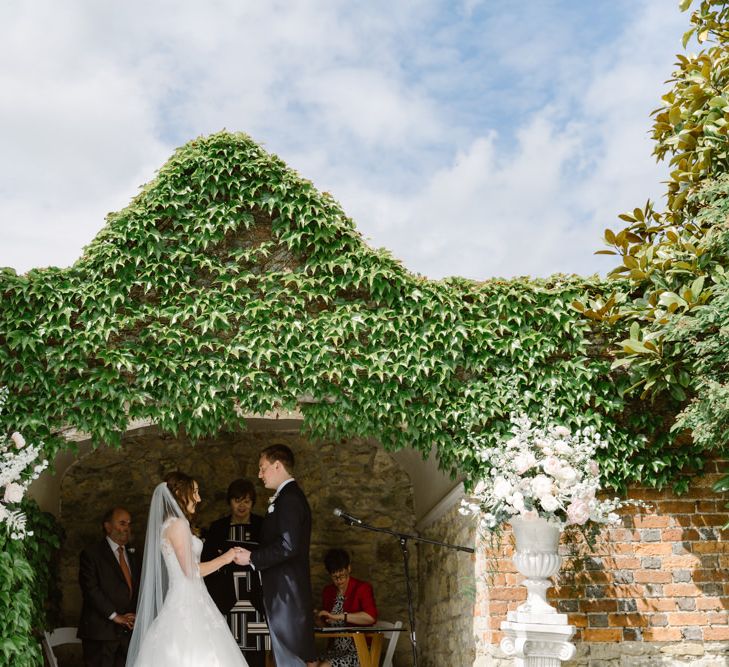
[0,132,687,488]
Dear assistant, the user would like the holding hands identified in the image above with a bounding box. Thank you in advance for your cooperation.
[224,546,245,564]
[232,548,251,566]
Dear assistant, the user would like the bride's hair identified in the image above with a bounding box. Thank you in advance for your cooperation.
[165,471,199,532]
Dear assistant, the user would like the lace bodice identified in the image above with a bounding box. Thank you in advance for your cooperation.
[161,518,202,585]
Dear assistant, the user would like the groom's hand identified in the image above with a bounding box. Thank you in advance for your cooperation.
[233,548,251,566]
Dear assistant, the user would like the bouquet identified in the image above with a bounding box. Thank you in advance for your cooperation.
[460,413,624,533]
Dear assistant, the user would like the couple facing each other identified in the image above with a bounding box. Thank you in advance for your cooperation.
[127,444,317,667]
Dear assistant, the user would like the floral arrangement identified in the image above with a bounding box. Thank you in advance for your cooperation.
[460,413,624,532]
[0,387,48,539]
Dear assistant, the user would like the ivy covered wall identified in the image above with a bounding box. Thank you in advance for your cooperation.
[0,131,705,495]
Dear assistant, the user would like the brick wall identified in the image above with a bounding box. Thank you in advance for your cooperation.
[479,459,729,664]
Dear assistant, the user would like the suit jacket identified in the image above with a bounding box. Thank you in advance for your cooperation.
[322,576,378,624]
[202,513,264,615]
[251,481,315,663]
[78,539,141,641]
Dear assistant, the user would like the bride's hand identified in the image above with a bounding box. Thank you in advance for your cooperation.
[224,547,241,564]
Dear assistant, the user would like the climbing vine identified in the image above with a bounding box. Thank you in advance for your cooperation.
[0,131,700,495]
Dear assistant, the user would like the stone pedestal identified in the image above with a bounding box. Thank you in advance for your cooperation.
[500,615,576,667]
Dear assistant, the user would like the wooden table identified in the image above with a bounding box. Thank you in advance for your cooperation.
[315,626,404,667]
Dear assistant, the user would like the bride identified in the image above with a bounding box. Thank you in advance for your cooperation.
[126,471,249,666]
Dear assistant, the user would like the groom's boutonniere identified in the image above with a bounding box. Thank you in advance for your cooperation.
[268,492,278,513]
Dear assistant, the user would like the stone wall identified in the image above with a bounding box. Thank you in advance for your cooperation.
[417,501,480,667]
[55,423,416,666]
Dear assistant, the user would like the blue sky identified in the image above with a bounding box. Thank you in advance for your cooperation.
[0,0,688,279]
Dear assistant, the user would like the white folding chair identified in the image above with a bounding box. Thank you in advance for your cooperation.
[42,627,81,667]
[377,620,403,667]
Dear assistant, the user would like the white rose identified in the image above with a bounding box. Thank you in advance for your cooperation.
[10,432,26,449]
[554,440,572,456]
[474,480,488,496]
[542,456,562,477]
[553,425,570,438]
[4,482,25,504]
[513,451,537,474]
[509,492,525,512]
[558,466,577,482]
[531,474,553,497]
[539,494,560,512]
[493,477,513,499]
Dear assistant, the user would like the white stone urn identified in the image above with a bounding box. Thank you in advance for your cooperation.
[508,516,566,624]
[500,516,576,666]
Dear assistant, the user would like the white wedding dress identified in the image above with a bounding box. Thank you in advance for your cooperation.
[131,519,249,666]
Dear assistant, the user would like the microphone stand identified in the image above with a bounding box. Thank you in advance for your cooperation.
[337,515,474,667]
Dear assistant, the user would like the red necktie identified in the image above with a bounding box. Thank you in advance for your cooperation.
[118,546,133,597]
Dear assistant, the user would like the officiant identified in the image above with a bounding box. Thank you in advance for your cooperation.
[202,478,266,667]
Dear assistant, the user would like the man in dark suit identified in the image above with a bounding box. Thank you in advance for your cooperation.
[78,507,141,667]
[236,444,316,667]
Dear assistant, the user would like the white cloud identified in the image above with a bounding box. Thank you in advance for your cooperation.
[0,0,688,282]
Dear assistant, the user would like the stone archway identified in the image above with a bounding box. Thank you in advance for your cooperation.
[53,420,418,665]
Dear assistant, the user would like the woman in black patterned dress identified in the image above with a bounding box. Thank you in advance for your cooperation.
[202,478,266,667]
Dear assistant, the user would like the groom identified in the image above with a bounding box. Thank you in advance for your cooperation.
[235,444,316,667]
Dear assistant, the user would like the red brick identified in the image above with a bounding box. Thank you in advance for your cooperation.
[662,528,700,541]
[633,543,673,556]
[633,515,673,529]
[488,587,527,602]
[602,556,641,570]
[636,599,676,612]
[704,626,729,640]
[662,555,702,569]
[693,569,729,582]
[581,628,622,642]
[607,613,649,627]
[579,599,618,613]
[667,612,708,625]
[655,501,696,513]
[642,628,682,641]
[568,614,588,628]
[707,611,729,624]
[696,597,729,611]
[691,542,729,553]
[664,583,702,597]
[695,514,729,527]
[634,570,672,584]
[696,500,719,512]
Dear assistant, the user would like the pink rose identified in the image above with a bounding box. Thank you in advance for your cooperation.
[520,509,539,521]
[10,432,25,449]
[3,482,24,504]
[589,460,600,476]
[566,499,591,525]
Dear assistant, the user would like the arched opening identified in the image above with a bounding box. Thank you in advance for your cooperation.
[30,418,474,666]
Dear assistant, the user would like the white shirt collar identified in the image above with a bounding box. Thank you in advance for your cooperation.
[275,477,295,495]
[106,536,124,554]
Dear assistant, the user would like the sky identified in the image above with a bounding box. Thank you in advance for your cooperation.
[0,0,689,280]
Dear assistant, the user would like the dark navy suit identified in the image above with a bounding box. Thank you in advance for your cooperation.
[250,481,315,665]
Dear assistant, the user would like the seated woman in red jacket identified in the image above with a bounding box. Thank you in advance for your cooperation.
[313,548,377,667]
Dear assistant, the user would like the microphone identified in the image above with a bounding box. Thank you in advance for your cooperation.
[333,508,364,525]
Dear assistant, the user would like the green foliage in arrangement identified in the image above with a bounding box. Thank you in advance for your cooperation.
[0,130,701,495]
[0,500,61,667]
